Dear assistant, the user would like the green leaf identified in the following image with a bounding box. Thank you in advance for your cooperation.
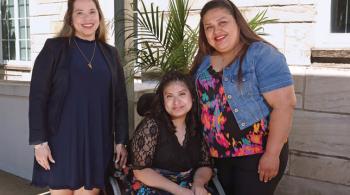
[114,0,277,77]
[248,9,278,35]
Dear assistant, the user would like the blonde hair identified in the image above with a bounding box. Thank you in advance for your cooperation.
[57,0,107,42]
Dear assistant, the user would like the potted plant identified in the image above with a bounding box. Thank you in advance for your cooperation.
[116,0,277,80]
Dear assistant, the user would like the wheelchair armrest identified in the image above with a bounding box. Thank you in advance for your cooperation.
[109,176,122,195]
[212,168,226,195]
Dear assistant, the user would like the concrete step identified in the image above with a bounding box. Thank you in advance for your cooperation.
[311,49,350,64]
[311,62,350,69]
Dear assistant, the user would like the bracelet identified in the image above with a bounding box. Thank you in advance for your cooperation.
[115,144,127,148]
[34,142,48,149]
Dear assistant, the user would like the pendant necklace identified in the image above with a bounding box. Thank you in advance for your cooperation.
[73,37,96,70]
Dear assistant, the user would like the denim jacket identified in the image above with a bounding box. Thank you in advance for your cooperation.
[194,41,293,130]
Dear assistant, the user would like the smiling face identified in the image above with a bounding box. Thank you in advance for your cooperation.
[163,81,193,120]
[202,7,240,55]
[72,0,100,40]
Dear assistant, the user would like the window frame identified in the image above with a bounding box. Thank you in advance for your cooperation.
[0,0,31,67]
[315,0,350,48]
[330,0,350,33]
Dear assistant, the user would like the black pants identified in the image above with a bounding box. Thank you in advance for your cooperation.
[214,143,288,195]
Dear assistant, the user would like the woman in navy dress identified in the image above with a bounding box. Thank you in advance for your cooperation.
[29,0,129,194]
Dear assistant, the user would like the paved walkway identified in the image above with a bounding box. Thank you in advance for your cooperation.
[0,170,48,195]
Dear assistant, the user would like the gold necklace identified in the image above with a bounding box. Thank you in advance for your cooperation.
[73,38,96,70]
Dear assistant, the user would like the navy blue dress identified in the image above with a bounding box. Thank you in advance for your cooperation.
[32,37,113,190]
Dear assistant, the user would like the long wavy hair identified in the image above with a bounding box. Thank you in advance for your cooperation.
[57,0,107,42]
[149,71,199,136]
[190,0,268,80]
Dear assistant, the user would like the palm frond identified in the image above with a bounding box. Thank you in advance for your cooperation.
[119,0,197,75]
[248,9,278,35]
[115,0,277,78]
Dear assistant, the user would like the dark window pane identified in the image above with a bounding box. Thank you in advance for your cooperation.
[7,0,14,19]
[26,2,29,17]
[347,1,350,32]
[331,0,349,33]
[9,40,16,60]
[8,7,14,19]
[9,19,16,39]
[1,20,8,39]
[1,0,6,18]
[27,40,31,61]
[18,0,25,18]
[19,19,26,39]
[2,40,9,60]
[26,0,29,17]
[26,19,30,38]
[1,0,31,61]
[19,40,26,60]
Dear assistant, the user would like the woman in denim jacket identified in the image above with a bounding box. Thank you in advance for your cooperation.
[190,1,296,194]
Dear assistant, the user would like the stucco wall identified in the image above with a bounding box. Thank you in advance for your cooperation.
[0,81,32,180]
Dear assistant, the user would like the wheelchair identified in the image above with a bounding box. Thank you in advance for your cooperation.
[106,93,226,195]
[107,168,226,195]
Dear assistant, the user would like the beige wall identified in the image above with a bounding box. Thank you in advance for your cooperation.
[140,0,316,66]
[29,0,116,65]
[0,81,31,179]
[278,66,350,194]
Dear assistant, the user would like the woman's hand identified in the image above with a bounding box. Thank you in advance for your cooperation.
[34,143,55,170]
[115,144,127,169]
[175,187,194,195]
[192,184,209,195]
[258,152,280,183]
[192,167,212,195]
[259,86,295,183]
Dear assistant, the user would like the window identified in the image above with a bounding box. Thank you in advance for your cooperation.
[0,0,30,63]
[315,0,350,48]
[331,0,350,33]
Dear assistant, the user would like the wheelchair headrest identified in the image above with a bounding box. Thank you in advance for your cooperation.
[137,93,156,116]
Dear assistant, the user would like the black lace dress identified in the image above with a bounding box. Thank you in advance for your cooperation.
[128,117,212,194]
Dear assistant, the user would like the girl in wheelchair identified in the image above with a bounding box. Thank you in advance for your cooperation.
[128,71,213,195]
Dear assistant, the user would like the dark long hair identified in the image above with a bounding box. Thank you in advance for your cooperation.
[190,0,268,79]
[57,0,107,42]
[149,71,198,136]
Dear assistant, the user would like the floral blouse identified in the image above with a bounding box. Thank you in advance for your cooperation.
[196,66,268,158]
[129,117,212,172]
